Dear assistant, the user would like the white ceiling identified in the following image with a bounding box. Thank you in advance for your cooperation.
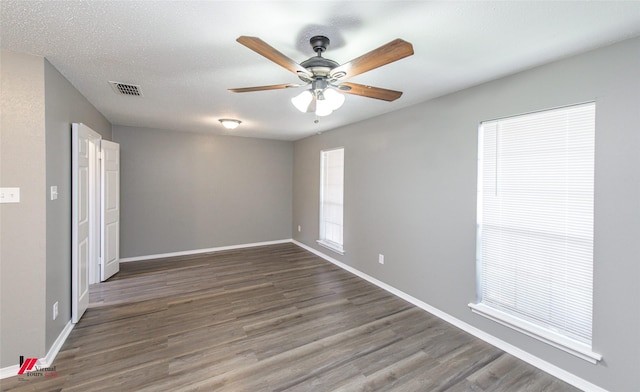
[2,1,640,141]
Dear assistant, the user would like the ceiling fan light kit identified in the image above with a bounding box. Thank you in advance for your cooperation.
[229,34,414,118]
[291,79,346,116]
[291,90,314,113]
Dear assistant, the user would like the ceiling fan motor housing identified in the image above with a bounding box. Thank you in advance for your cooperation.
[299,36,340,82]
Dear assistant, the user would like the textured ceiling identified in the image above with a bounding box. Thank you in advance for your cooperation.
[2,1,640,140]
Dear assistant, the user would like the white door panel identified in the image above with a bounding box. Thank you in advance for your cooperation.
[101,140,120,281]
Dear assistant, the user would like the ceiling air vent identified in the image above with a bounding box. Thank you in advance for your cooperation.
[109,81,143,97]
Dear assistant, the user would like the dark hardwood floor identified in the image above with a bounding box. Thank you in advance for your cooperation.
[2,243,580,391]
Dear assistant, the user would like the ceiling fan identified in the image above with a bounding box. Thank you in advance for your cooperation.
[228,35,414,117]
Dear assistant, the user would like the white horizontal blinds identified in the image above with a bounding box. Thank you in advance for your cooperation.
[478,103,595,345]
[320,148,344,249]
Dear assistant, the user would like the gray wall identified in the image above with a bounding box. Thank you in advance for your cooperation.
[1,50,47,368]
[44,59,111,351]
[292,37,640,391]
[0,50,110,368]
[112,126,293,258]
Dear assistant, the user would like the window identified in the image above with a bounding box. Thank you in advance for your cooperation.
[470,103,601,363]
[318,148,344,254]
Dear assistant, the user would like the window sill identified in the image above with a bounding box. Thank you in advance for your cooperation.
[316,240,344,255]
[468,302,602,364]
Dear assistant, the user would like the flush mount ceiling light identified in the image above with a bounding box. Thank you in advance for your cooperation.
[219,119,241,129]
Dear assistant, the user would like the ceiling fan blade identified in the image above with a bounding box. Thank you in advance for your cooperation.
[338,82,403,102]
[228,83,303,93]
[330,39,414,80]
[237,36,312,77]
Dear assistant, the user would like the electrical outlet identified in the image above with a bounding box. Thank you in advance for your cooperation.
[53,302,58,320]
[298,225,302,232]
[50,186,58,200]
[378,254,385,265]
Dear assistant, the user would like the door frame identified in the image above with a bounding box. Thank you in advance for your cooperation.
[71,123,101,323]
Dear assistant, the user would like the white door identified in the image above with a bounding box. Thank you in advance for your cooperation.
[100,140,120,281]
[72,123,101,323]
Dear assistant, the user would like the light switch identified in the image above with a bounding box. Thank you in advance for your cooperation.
[51,186,58,200]
[0,187,20,203]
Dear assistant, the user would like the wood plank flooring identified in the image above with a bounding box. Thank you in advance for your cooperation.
[1,243,580,391]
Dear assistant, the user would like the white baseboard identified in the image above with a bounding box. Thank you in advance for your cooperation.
[42,321,74,367]
[0,364,20,380]
[120,239,292,262]
[291,240,607,392]
[0,320,74,380]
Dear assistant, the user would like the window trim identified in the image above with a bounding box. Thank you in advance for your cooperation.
[471,102,601,363]
[316,239,345,255]
[318,147,345,255]
[468,303,601,363]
